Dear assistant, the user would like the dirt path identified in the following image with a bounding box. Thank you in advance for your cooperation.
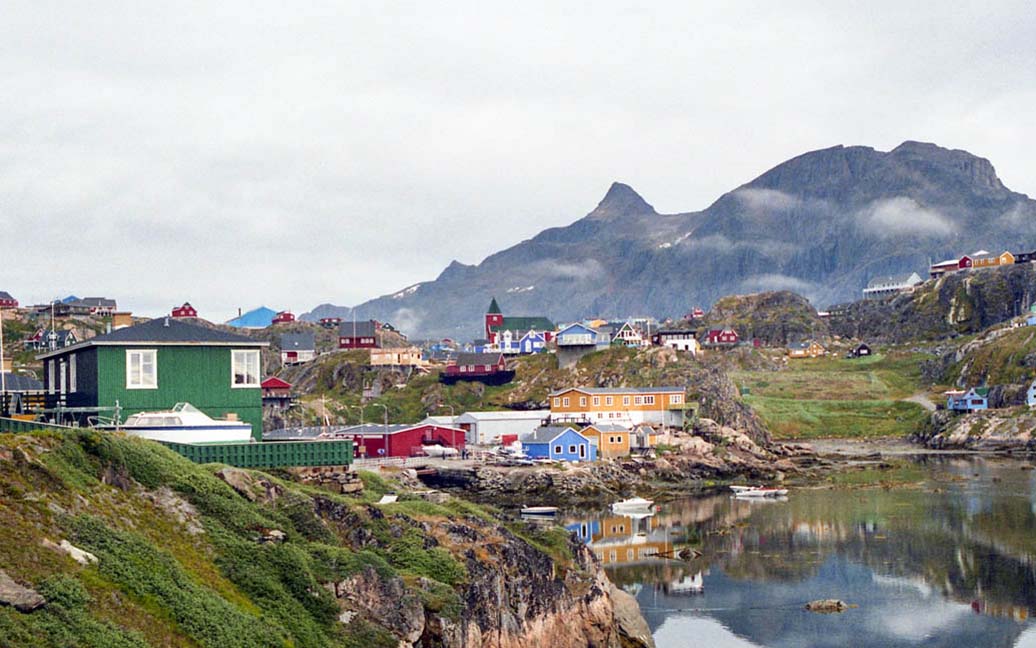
[904,392,937,411]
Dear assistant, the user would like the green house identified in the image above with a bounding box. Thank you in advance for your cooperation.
[38,318,268,439]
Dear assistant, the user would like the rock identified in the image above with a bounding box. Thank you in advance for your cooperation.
[805,599,850,613]
[332,566,425,644]
[610,584,655,648]
[0,569,45,612]
[261,529,287,544]
[142,487,204,535]
[101,462,135,490]
[339,481,363,494]
[216,467,259,501]
[42,539,98,565]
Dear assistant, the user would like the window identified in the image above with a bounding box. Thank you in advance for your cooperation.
[69,354,77,393]
[623,396,630,406]
[644,395,655,405]
[593,396,600,406]
[231,349,260,387]
[569,445,576,454]
[579,396,586,407]
[634,396,643,405]
[553,397,560,407]
[459,366,467,372]
[562,397,570,407]
[554,445,562,454]
[669,394,682,404]
[579,444,586,458]
[47,360,55,394]
[605,396,613,406]
[126,350,157,389]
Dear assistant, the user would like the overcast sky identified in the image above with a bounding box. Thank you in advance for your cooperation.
[3,1,1034,321]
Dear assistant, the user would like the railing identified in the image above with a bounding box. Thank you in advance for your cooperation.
[0,416,76,434]
[352,456,430,468]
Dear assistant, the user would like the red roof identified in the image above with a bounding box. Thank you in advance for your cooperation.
[261,376,292,389]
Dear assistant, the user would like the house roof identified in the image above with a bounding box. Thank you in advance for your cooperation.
[280,332,315,351]
[0,291,15,301]
[67,297,116,308]
[0,372,43,391]
[525,426,582,444]
[583,423,629,433]
[338,423,464,436]
[549,386,684,397]
[456,410,549,421]
[227,306,278,328]
[454,352,504,366]
[494,316,554,333]
[261,376,292,389]
[487,297,502,315]
[338,320,377,337]
[38,317,266,358]
[865,273,922,289]
[557,323,597,335]
[788,341,820,350]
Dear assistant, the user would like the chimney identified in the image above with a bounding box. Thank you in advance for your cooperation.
[238,307,242,317]
[164,317,170,327]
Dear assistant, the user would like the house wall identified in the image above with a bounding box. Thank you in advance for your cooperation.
[95,345,264,440]
[524,430,596,462]
[455,414,546,445]
[582,427,630,459]
[549,388,685,427]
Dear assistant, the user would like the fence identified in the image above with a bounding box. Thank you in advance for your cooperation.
[161,439,353,469]
[0,416,76,434]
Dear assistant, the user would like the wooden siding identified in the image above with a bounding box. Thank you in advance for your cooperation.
[96,346,263,439]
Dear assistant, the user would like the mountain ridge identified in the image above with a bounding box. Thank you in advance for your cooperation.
[303,141,1036,338]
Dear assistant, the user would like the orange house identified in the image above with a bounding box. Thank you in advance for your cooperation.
[549,387,686,428]
[580,424,631,459]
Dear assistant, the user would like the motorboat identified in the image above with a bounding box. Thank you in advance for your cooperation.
[104,402,253,444]
[611,497,655,513]
[520,506,559,518]
[733,486,788,498]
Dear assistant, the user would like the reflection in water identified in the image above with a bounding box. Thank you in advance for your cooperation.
[563,456,1036,647]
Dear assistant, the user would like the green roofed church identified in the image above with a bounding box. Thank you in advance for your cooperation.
[38,318,268,439]
[484,297,555,344]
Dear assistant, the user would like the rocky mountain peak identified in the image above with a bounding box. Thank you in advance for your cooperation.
[890,140,1005,193]
[590,182,656,218]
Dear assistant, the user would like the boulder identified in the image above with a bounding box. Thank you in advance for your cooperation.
[42,538,98,565]
[610,584,655,648]
[0,570,45,612]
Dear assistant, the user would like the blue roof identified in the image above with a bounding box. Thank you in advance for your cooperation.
[227,306,278,328]
[61,295,80,304]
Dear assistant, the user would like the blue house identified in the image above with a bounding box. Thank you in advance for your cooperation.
[519,330,547,354]
[565,519,600,544]
[523,426,597,462]
[556,323,610,350]
[947,388,988,413]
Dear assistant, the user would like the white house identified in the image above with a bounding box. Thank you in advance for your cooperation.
[862,272,923,299]
[453,409,550,445]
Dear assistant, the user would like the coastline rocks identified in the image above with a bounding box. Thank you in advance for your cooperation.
[331,566,426,644]
[805,599,851,613]
[610,584,655,648]
[917,409,1036,450]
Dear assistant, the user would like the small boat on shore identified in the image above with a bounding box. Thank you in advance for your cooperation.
[733,486,788,498]
[520,506,559,518]
[611,497,655,513]
[99,402,253,444]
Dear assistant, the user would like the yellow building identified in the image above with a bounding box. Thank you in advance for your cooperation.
[972,250,1015,269]
[370,346,425,368]
[787,340,826,359]
[549,386,686,427]
[580,424,631,459]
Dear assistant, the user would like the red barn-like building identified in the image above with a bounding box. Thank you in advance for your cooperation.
[338,320,380,348]
[171,302,197,318]
[272,311,296,324]
[0,291,18,309]
[705,328,739,346]
[441,352,514,386]
[334,423,466,458]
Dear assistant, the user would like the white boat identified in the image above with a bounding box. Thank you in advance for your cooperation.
[729,485,756,493]
[520,506,559,517]
[108,402,253,444]
[611,497,655,513]
[733,487,788,498]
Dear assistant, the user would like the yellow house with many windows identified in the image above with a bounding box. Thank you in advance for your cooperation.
[549,386,686,428]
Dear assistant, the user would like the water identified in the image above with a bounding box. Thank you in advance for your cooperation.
[563,456,1036,647]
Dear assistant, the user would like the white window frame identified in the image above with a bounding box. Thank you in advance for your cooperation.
[605,396,613,406]
[231,349,261,388]
[47,360,55,394]
[553,397,560,407]
[623,396,630,406]
[579,396,586,407]
[562,397,570,407]
[592,396,600,406]
[126,349,158,390]
[69,354,77,393]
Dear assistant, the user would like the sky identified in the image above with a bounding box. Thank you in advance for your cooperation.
[2,1,1035,321]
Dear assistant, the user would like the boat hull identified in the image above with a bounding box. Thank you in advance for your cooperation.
[118,425,254,444]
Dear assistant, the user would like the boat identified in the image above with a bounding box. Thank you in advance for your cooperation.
[102,402,253,444]
[733,487,788,498]
[520,506,559,517]
[729,485,756,493]
[611,497,655,513]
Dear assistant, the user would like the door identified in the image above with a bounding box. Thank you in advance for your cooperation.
[579,444,586,459]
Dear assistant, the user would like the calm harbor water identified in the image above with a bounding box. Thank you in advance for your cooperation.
[563,456,1036,648]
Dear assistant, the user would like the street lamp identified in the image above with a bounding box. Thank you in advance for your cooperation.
[348,404,365,426]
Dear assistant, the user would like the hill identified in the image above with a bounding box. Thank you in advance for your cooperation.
[304,141,1036,338]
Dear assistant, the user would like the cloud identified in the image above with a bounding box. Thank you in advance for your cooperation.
[739,273,816,294]
[685,234,800,257]
[388,308,423,334]
[733,188,802,212]
[998,201,1036,227]
[530,259,605,281]
[860,197,956,237]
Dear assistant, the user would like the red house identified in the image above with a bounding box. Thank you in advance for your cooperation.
[171,302,197,318]
[261,376,294,409]
[705,328,740,346]
[335,423,466,458]
[441,352,515,386]
[958,255,973,269]
[319,317,342,329]
[272,311,296,324]
[338,320,380,349]
[0,291,18,309]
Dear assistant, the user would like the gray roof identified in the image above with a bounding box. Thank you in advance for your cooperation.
[454,352,504,365]
[0,291,14,301]
[525,425,581,444]
[39,318,265,358]
[548,386,684,397]
[584,423,628,433]
[280,332,315,351]
[338,320,377,337]
[70,297,116,308]
[0,373,43,391]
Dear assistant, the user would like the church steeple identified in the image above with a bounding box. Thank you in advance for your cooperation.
[487,297,502,315]
[485,297,504,342]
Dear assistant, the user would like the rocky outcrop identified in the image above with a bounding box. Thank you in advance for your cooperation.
[692,366,771,446]
[0,569,45,612]
[701,291,828,346]
[916,408,1036,450]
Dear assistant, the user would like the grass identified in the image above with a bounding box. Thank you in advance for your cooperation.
[745,397,928,439]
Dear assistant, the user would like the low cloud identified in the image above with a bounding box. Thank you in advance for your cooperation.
[998,201,1036,227]
[739,273,816,294]
[531,259,605,281]
[388,307,423,335]
[686,234,800,257]
[733,188,803,212]
[860,197,955,237]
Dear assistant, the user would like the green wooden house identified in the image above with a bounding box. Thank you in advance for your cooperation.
[38,318,268,439]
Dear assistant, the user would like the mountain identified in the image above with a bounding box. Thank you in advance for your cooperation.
[303,141,1036,339]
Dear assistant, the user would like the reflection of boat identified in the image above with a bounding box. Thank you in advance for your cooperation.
[668,571,705,595]
[104,402,253,443]
[734,487,788,498]
[521,506,559,517]
[612,497,655,513]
